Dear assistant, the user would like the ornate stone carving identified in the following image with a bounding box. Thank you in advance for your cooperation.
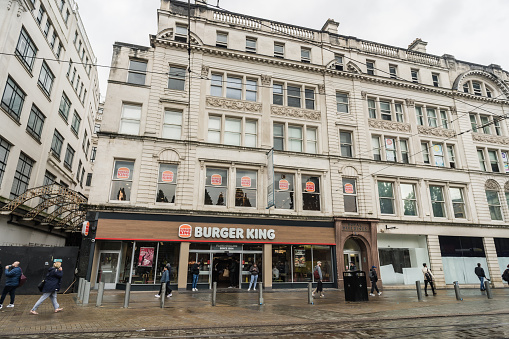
[271,106,321,121]
[405,99,415,107]
[206,96,262,112]
[450,106,457,115]
[201,65,209,78]
[472,133,509,145]
[346,61,361,74]
[504,181,509,192]
[485,179,500,190]
[318,84,325,95]
[360,91,367,99]
[417,126,456,138]
[7,0,27,16]
[368,119,411,132]
[260,75,271,86]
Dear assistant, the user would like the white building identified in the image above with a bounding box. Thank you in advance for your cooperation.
[87,0,509,291]
[0,0,99,246]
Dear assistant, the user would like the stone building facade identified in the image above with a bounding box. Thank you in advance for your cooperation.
[0,0,99,246]
[87,0,509,291]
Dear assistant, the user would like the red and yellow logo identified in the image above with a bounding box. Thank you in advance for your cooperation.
[305,181,315,192]
[161,171,174,182]
[211,174,222,185]
[178,224,192,238]
[279,179,289,190]
[117,167,130,179]
[241,176,251,187]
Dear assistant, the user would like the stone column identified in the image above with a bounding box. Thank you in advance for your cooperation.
[178,242,190,291]
[426,235,445,288]
[483,237,504,288]
[263,243,272,289]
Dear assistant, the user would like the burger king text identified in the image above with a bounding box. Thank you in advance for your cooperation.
[194,226,275,240]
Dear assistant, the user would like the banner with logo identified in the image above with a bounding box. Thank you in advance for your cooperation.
[267,148,275,208]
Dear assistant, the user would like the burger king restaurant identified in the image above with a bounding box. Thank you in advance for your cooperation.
[89,212,337,291]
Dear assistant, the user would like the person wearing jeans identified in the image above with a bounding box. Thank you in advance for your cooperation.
[248,263,259,291]
[0,261,22,309]
[30,262,63,314]
[155,264,172,298]
[191,260,201,291]
[422,263,436,296]
[474,263,487,291]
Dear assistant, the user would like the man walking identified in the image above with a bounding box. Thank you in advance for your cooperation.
[422,263,436,296]
[0,261,22,309]
[369,265,382,296]
[474,263,487,291]
[155,264,172,298]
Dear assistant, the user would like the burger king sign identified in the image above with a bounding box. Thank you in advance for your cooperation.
[178,224,192,238]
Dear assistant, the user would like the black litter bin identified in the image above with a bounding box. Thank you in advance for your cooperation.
[343,270,369,301]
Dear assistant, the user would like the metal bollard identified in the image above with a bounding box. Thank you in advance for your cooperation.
[96,282,105,307]
[453,281,463,301]
[160,284,166,308]
[77,278,84,301]
[123,283,131,308]
[416,281,423,301]
[258,282,263,305]
[308,282,314,305]
[212,282,217,306]
[82,280,91,305]
[485,280,493,299]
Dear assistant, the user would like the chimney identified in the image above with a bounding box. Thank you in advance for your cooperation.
[322,19,339,34]
[408,38,427,53]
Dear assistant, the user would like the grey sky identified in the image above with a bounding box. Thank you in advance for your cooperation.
[78,0,509,99]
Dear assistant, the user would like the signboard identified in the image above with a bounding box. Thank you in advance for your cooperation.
[267,149,275,208]
[305,181,315,192]
[503,152,509,173]
[294,249,306,267]
[161,170,174,182]
[178,224,192,238]
[81,221,89,236]
[241,176,251,187]
[117,167,130,179]
[211,174,222,185]
[344,183,354,194]
[279,179,289,190]
[211,244,241,251]
[138,247,155,267]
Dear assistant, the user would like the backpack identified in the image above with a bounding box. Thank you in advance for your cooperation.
[18,269,27,287]
[502,269,509,282]
[369,270,374,279]
[313,269,320,280]
[425,270,433,281]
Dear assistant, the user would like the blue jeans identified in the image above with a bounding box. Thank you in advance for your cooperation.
[192,274,199,289]
[248,275,258,290]
[479,276,485,290]
[31,291,59,311]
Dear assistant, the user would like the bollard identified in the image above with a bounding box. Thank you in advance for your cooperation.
[258,282,263,305]
[77,278,84,301]
[308,282,314,305]
[416,281,423,301]
[82,280,91,305]
[485,280,493,299]
[160,283,166,308]
[453,281,463,301]
[96,282,105,307]
[212,282,217,306]
[123,283,131,308]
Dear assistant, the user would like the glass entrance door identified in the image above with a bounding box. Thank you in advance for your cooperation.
[344,251,361,271]
[96,252,120,289]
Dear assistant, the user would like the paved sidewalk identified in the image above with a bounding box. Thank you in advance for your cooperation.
[0,287,508,337]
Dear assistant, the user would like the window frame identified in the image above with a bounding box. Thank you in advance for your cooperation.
[274,42,285,58]
[168,65,186,91]
[127,59,148,85]
[246,37,257,53]
[119,103,142,135]
[208,114,258,148]
[273,122,318,153]
[15,27,38,71]
[336,92,349,113]
[486,190,503,221]
[71,110,81,135]
[301,47,311,63]
[63,144,75,170]
[429,185,446,218]
[366,60,375,75]
[340,130,353,158]
[0,137,12,187]
[10,152,34,199]
[216,31,228,48]
[50,129,64,159]
[110,160,135,202]
[38,61,55,97]
[1,76,26,121]
[156,163,178,204]
[367,96,405,122]
[26,104,46,141]
[162,109,183,140]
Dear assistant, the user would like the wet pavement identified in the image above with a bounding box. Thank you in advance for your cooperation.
[0,287,508,338]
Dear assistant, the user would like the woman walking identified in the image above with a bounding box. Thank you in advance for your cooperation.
[30,262,63,314]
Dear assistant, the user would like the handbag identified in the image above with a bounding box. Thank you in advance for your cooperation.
[19,272,27,287]
[223,268,229,278]
[37,280,46,292]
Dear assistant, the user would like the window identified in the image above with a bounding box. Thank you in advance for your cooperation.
[36,6,45,25]
[287,86,301,107]
[447,145,456,168]
[416,105,449,128]
[488,150,500,172]
[306,127,317,153]
[366,60,375,75]
[335,54,344,71]
[494,119,502,136]
[246,79,257,102]
[76,160,82,180]
[216,32,228,48]
[26,105,45,140]
[90,146,97,162]
[127,60,147,85]
[378,181,394,214]
[273,123,284,150]
[427,108,437,127]
[15,28,38,71]
[336,93,349,113]
[380,101,391,120]
[384,137,396,162]
[224,117,241,146]
[73,31,78,44]
[415,106,424,126]
[486,190,503,221]
[421,143,430,164]
[273,123,317,153]
[10,152,34,199]
[432,73,440,87]
[430,185,446,218]
[64,9,70,24]
[421,141,456,167]
[64,145,75,169]
[372,136,409,163]
[43,20,51,37]
[80,49,85,61]
[162,109,182,139]
[274,42,284,58]
[204,168,227,206]
[38,62,55,97]
[470,114,478,132]
[368,97,405,122]
[82,89,87,104]
[50,31,56,48]
[372,136,381,161]
[0,137,11,186]
[156,164,178,203]
[119,104,141,135]
[71,111,81,135]
[226,76,242,100]
[389,65,397,79]
[174,24,187,42]
[463,80,494,97]
[305,89,315,110]
[168,66,186,91]
[43,170,56,186]
[480,115,491,134]
[274,173,294,209]
[211,73,258,101]
[343,178,357,213]
[86,173,92,186]
[302,175,320,211]
[411,69,419,83]
[75,75,80,91]
[440,110,449,129]
[246,37,257,53]
[450,187,466,219]
[50,130,64,158]
[340,131,353,157]
[395,103,404,122]
[235,170,257,208]
[477,149,486,171]
[273,83,283,105]
[401,183,417,216]
[80,168,85,186]
[368,99,376,119]
[211,74,222,97]
[58,0,65,12]
[58,92,71,121]
[288,126,303,152]
[208,115,257,147]
[400,139,409,163]
[110,160,134,201]
[301,47,311,63]
[56,43,63,59]
[1,76,26,120]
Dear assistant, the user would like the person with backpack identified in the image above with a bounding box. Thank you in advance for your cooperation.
[29,261,63,314]
[0,261,22,309]
[502,264,509,283]
[312,261,324,298]
[247,263,259,291]
[422,263,436,296]
[369,265,382,296]
[474,263,487,291]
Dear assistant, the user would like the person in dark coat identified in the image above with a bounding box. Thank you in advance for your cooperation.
[229,259,238,288]
[369,265,382,296]
[474,263,487,291]
[191,260,201,291]
[155,264,172,298]
[0,261,22,309]
[29,262,63,314]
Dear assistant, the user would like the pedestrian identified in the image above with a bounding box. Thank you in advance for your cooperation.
[312,261,324,298]
[349,262,357,271]
[502,264,509,283]
[247,263,259,291]
[474,263,487,291]
[422,263,436,296]
[29,261,64,314]
[229,259,237,288]
[0,261,22,309]
[155,264,172,298]
[191,260,200,291]
[369,265,382,296]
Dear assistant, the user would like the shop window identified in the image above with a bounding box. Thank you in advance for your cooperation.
[302,175,320,211]
[343,178,357,213]
[110,160,134,201]
[312,245,332,282]
[235,170,257,208]
[272,245,292,283]
[293,245,312,282]
[204,167,228,206]
[156,164,177,203]
[400,183,417,216]
[430,185,446,218]
[125,242,180,284]
[379,248,410,274]
[274,173,294,210]
[439,236,485,257]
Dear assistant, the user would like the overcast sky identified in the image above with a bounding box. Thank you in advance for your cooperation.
[78,0,509,99]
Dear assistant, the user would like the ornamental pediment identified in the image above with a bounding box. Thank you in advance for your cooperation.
[206,96,262,113]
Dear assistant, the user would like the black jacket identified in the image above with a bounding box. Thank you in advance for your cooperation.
[191,263,200,275]
[474,267,485,278]
[42,267,63,293]
[369,268,378,282]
